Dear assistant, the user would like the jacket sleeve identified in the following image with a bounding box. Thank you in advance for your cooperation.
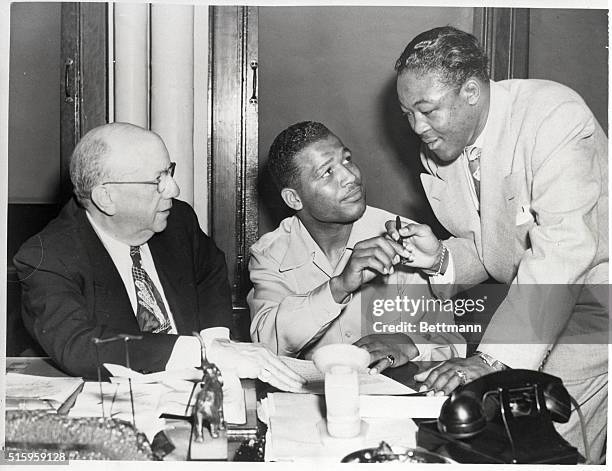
[14,236,177,379]
[187,206,234,336]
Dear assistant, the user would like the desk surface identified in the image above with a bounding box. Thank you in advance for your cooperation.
[6,357,67,377]
[6,357,433,461]
[6,357,259,461]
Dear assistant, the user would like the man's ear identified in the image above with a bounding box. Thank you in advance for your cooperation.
[90,185,117,216]
[461,78,481,106]
[280,187,303,211]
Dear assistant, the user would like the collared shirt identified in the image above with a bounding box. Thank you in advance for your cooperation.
[85,211,231,370]
[85,211,178,334]
[247,206,465,360]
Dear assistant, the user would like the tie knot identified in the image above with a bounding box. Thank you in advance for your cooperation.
[130,246,142,264]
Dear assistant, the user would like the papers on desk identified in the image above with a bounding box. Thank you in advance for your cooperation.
[6,373,84,412]
[104,363,201,385]
[69,381,167,441]
[67,363,247,441]
[261,361,448,462]
[261,392,420,463]
[103,363,246,424]
[280,356,416,395]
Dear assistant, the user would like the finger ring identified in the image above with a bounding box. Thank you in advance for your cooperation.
[455,369,468,385]
[385,354,396,367]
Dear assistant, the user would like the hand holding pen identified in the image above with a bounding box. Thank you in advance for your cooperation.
[329,234,411,303]
[386,217,445,271]
[395,215,415,264]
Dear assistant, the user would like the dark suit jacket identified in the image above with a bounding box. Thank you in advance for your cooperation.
[14,198,233,379]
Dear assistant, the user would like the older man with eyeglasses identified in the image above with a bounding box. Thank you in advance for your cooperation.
[14,122,304,392]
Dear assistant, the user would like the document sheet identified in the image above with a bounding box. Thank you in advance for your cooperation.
[280,356,417,395]
[260,392,420,463]
[6,373,84,411]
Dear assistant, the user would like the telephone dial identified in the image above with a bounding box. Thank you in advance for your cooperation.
[417,369,580,464]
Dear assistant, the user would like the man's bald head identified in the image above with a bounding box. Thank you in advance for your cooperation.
[70,123,162,205]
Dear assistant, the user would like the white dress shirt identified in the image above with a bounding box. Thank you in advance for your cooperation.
[86,211,178,334]
[85,211,225,369]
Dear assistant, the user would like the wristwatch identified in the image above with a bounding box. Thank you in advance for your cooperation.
[474,351,508,371]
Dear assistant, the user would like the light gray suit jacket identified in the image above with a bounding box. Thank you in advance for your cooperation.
[421,79,608,379]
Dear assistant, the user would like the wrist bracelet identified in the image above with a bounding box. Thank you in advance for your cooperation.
[424,241,447,277]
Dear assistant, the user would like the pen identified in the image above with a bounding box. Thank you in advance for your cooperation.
[396,215,410,265]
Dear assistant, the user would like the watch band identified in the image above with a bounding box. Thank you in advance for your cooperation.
[474,351,508,371]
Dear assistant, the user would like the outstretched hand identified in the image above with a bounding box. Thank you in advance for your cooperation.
[208,339,306,392]
[414,356,495,395]
[330,236,410,303]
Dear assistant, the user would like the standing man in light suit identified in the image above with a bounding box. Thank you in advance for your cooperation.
[388,26,607,460]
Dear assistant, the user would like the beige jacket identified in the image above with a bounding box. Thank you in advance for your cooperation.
[421,79,608,379]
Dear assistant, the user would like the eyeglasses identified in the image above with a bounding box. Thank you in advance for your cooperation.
[101,162,176,194]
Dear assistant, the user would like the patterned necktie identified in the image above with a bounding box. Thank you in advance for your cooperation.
[466,146,481,200]
[130,246,171,333]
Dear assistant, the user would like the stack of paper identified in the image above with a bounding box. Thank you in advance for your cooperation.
[261,393,420,463]
[280,357,415,395]
[262,358,448,462]
[6,373,84,412]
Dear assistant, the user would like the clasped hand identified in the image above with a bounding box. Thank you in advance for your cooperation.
[329,236,410,303]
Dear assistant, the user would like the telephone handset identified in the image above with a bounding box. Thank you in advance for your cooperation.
[417,369,580,464]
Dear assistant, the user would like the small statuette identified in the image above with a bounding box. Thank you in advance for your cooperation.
[192,332,225,442]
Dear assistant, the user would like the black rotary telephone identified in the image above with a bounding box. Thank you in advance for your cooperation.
[417,369,580,464]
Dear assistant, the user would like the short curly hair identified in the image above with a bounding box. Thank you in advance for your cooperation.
[267,121,332,189]
[395,26,489,89]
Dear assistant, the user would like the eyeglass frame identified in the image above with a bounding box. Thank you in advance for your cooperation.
[100,162,176,194]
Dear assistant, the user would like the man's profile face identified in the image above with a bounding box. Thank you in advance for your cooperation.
[396,69,477,162]
[294,134,366,225]
[106,132,180,243]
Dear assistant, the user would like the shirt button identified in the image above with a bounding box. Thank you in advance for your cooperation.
[345,331,352,338]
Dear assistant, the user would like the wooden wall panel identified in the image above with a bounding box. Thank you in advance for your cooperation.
[209,6,258,339]
[474,8,530,80]
[60,2,107,204]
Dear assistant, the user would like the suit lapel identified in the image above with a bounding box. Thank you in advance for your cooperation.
[480,81,521,282]
[149,230,197,334]
[75,204,138,330]
[420,152,483,257]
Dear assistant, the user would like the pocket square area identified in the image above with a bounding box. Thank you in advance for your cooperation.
[515,205,534,225]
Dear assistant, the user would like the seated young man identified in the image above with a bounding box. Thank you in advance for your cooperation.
[248,121,465,373]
